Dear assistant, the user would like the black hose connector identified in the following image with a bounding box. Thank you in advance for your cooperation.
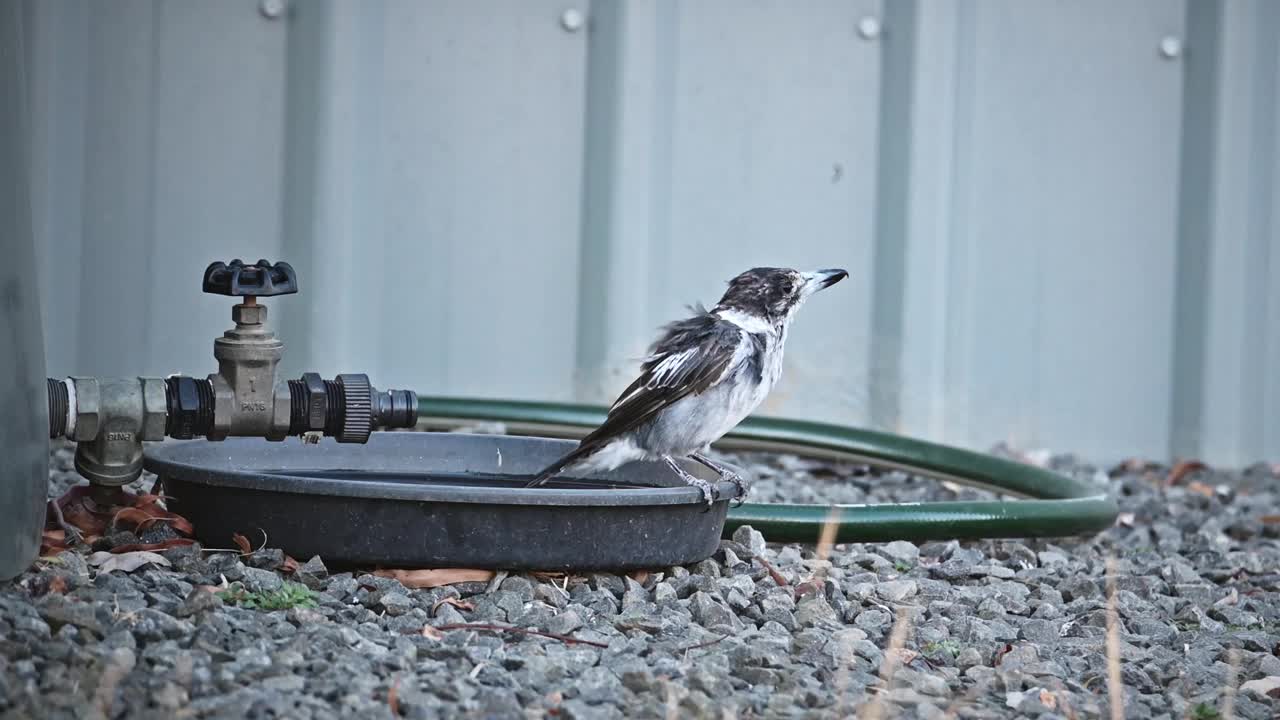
[165,376,215,439]
[287,373,417,441]
[374,386,417,429]
[47,378,68,439]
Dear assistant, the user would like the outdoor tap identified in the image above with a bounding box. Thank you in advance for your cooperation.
[47,259,419,488]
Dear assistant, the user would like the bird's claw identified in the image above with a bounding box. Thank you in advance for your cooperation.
[691,479,717,512]
[722,472,749,508]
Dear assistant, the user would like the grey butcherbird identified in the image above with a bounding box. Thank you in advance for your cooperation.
[526,267,848,506]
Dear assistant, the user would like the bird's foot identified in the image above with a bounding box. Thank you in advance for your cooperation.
[690,452,750,507]
[686,477,716,510]
[724,472,749,508]
[664,456,717,511]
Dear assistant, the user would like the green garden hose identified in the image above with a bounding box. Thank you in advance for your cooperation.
[415,397,1119,544]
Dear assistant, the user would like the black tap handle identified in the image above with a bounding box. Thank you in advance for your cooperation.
[203,259,298,297]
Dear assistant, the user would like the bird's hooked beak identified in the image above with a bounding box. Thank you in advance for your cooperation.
[801,268,849,296]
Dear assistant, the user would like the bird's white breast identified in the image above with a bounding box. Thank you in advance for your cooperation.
[718,309,788,424]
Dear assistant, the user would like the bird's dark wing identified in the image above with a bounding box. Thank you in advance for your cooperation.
[526,309,745,486]
[580,310,745,448]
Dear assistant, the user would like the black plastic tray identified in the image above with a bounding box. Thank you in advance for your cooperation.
[142,432,744,571]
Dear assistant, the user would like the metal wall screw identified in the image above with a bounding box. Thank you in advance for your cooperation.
[259,0,285,20]
[560,8,584,32]
[1159,36,1182,59]
[857,16,881,40]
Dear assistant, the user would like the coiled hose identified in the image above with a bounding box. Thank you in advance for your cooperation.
[415,397,1118,544]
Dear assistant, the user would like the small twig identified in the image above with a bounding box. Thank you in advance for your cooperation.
[433,623,609,649]
[756,556,789,588]
[679,633,729,653]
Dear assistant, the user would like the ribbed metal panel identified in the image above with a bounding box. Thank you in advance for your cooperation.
[21,0,1280,465]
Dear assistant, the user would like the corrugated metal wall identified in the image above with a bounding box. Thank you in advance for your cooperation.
[20,0,1280,466]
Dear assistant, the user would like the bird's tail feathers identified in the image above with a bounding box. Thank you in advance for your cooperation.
[524,443,594,488]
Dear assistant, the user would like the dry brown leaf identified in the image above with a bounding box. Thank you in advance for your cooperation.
[1039,689,1058,710]
[794,579,824,599]
[49,486,114,538]
[432,596,476,613]
[993,643,1014,666]
[1185,481,1215,498]
[41,486,195,559]
[88,550,171,574]
[231,533,252,555]
[1262,515,1280,525]
[421,625,444,640]
[1166,459,1207,486]
[111,507,174,532]
[375,568,495,589]
[40,529,68,557]
[628,570,650,585]
[282,555,300,574]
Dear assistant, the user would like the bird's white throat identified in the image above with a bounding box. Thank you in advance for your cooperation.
[715,308,775,335]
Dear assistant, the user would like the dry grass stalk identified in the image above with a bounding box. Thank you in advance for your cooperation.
[941,681,985,719]
[832,630,858,715]
[90,647,136,720]
[856,606,914,720]
[808,506,842,589]
[815,506,841,563]
[1222,646,1241,720]
[1105,555,1124,720]
[664,680,679,720]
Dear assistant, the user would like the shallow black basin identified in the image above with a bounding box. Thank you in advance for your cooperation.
[143,432,744,571]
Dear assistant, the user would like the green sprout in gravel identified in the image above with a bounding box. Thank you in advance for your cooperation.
[217,580,317,611]
[893,559,914,574]
[923,639,961,659]
[1189,702,1221,720]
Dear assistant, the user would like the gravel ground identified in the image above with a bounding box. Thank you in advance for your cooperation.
[3,439,1279,719]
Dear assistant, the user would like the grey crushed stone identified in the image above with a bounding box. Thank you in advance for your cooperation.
[2,441,1279,718]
